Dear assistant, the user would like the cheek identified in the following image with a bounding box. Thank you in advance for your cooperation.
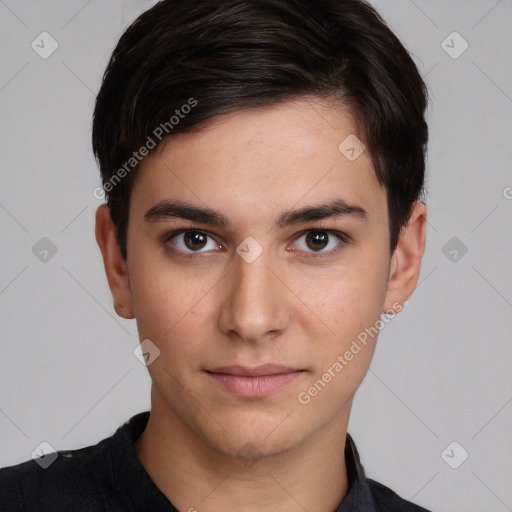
[129,257,219,364]
[290,250,389,399]
[128,237,197,327]
[298,259,388,341]
[294,270,386,411]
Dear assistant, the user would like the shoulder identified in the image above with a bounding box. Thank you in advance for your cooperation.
[0,412,150,511]
[0,442,111,511]
[368,478,432,512]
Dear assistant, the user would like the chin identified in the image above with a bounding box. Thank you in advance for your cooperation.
[199,411,310,462]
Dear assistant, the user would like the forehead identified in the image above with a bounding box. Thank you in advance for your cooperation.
[132,98,385,224]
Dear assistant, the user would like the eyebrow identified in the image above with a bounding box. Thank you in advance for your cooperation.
[144,198,367,229]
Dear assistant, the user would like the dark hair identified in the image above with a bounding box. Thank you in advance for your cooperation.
[92,0,428,260]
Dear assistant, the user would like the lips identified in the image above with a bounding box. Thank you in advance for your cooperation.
[205,364,304,397]
[207,364,300,377]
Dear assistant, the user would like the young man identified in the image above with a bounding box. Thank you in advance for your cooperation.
[0,0,431,510]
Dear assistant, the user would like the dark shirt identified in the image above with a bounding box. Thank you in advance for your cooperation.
[0,411,431,511]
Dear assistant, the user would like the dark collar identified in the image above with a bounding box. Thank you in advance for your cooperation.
[335,433,378,511]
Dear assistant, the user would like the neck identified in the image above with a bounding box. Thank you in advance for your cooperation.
[135,393,350,512]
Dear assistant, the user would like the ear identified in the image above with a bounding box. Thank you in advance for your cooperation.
[383,201,427,313]
[95,204,135,319]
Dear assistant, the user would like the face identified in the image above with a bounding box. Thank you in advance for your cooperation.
[97,97,425,460]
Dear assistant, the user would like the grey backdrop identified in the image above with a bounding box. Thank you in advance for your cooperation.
[1,1,511,511]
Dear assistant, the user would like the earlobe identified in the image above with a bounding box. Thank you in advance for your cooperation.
[95,205,135,319]
[383,201,427,313]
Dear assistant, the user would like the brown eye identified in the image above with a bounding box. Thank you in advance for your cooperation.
[293,230,345,255]
[168,230,219,253]
[305,231,329,251]
[183,231,208,250]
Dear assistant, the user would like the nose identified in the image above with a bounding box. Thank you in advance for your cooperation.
[218,248,291,344]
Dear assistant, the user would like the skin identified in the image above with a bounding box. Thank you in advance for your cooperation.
[96,97,426,512]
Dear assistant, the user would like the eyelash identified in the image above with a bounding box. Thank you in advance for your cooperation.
[163,228,350,259]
